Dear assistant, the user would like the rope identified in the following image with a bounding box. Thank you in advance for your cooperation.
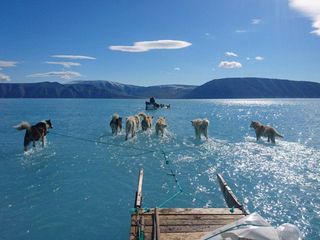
[155,151,183,208]
[50,131,187,207]
[49,131,225,209]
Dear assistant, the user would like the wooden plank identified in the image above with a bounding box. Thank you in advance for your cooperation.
[158,214,244,221]
[217,174,248,215]
[161,232,210,240]
[140,208,244,215]
[153,208,160,240]
[131,214,244,225]
[142,224,229,233]
[134,169,144,208]
[130,214,145,240]
[137,217,244,227]
[142,231,210,240]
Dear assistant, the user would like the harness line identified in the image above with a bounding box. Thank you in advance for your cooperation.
[49,131,212,209]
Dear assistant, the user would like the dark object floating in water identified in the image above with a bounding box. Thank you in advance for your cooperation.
[145,97,170,110]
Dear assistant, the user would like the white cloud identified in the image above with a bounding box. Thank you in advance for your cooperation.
[225,52,238,57]
[251,18,262,25]
[0,60,19,68]
[51,55,96,60]
[289,0,320,36]
[46,61,81,68]
[174,67,181,71]
[235,29,247,33]
[218,61,242,69]
[255,56,264,61]
[246,57,251,61]
[109,40,192,52]
[27,71,81,80]
[0,72,10,81]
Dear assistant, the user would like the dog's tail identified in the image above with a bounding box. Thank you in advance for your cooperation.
[138,112,147,119]
[275,132,284,138]
[14,121,31,131]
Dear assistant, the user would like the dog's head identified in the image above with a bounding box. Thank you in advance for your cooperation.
[250,121,260,129]
[45,119,53,129]
[191,119,199,127]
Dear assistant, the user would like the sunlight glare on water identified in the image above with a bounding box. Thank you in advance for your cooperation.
[0,98,319,240]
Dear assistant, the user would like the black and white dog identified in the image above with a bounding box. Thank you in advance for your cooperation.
[15,120,53,151]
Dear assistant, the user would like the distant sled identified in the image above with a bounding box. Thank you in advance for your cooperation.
[145,96,170,110]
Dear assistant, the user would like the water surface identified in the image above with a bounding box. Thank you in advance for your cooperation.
[0,99,319,239]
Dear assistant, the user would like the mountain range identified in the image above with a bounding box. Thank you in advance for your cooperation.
[1,77,320,99]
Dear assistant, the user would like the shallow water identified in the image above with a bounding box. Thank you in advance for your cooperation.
[0,98,319,239]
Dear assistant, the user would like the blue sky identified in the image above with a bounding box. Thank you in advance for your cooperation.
[0,0,319,86]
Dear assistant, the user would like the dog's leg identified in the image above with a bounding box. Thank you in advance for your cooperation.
[24,134,30,151]
[255,130,261,141]
[204,130,208,140]
[41,136,44,147]
[132,128,135,137]
[271,136,276,144]
[256,133,260,141]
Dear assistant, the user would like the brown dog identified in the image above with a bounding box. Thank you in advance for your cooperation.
[125,115,140,140]
[155,117,167,136]
[138,112,153,131]
[191,118,209,140]
[250,121,283,144]
[15,120,53,151]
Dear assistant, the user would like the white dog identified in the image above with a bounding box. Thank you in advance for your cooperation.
[191,118,209,139]
[155,117,167,136]
[125,115,140,140]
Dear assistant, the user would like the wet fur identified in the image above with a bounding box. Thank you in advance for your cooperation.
[191,119,209,140]
[250,121,283,144]
[138,112,153,131]
[110,113,122,135]
[125,115,140,140]
[15,120,53,151]
[155,117,167,136]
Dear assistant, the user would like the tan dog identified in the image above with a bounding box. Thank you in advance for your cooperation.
[191,118,209,140]
[138,112,153,131]
[109,113,122,135]
[125,115,140,140]
[155,117,167,136]
[250,121,283,144]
